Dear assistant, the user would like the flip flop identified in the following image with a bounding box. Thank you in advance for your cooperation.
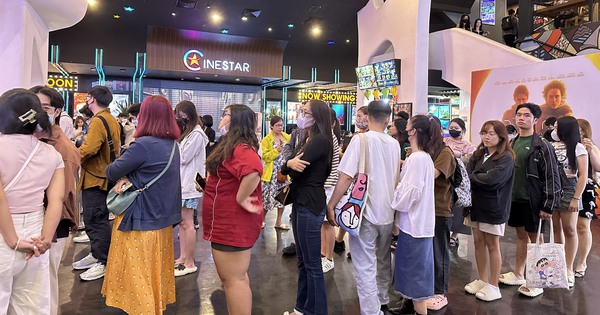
[499,272,526,286]
[274,224,290,230]
[518,284,543,297]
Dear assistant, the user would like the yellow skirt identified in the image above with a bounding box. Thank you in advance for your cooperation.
[101,214,176,314]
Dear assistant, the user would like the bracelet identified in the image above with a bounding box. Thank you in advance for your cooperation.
[573,196,581,200]
[13,237,21,252]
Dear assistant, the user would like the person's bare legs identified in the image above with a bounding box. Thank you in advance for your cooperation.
[335,228,346,243]
[213,248,253,315]
[575,217,592,272]
[552,211,565,245]
[557,211,579,277]
[414,300,427,315]
[484,232,502,287]
[177,208,196,268]
[321,224,335,260]
[513,227,537,279]
[275,207,285,227]
[472,228,489,282]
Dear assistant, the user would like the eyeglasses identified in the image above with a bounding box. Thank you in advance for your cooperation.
[221,112,230,118]
[479,132,498,137]
[300,109,313,116]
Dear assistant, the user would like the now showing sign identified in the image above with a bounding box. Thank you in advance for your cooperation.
[47,75,78,91]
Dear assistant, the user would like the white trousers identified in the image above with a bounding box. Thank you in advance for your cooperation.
[0,210,50,315]
[349,218,393,315]
[49,237,67,315]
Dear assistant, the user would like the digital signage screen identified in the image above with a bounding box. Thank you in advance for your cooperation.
[355,64,377,90]
[331,104,345,126]
[373,59,400,88]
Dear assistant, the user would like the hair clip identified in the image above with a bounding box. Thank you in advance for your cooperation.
[18,109,38,124]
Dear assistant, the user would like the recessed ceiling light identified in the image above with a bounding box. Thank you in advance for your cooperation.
[327,40,335,45]
[171,12,176,16]
[346,39,350,43]
[87,0,97,6]
[214,74,218,77]
[195,76,200,80]
[119,68,126,72]
[268,27,273,32]
[287,23,294,28]
[72,71,78,74]
[181,78,184,81]
[241,16,248,21]
[211,13,222,23]
[113,14,121,19]
[206,4,211,9]
[235,78,240,81]
[221,28,229,34]
[123,6,134,12]
[311,26,321,36]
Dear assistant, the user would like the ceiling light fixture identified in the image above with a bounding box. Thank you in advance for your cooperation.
[346,39,350,43]
[221,28,229,34]
[113,14,121,19]
[268,27,273,32]
[171,12,176,16]
[235,78,240,81]
[327,40,335,45]
[311,26,322,36]
[206,4,211,9]
[241,16,248,21]
[211,13,222,23]
[123,6,134,12]
[287,23,294,28]
[87,0,97,6]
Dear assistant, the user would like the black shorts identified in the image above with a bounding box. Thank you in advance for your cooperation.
[211,242,252,252]
[508,201,543,233]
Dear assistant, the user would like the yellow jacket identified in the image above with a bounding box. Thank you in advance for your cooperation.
[260,131,290,182]
[78,108,121,191]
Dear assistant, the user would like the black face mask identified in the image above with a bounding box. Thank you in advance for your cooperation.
[176,117,186,132]
[449,130,462,138]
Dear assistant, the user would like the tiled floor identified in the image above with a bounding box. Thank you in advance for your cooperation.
[58,207,600,314]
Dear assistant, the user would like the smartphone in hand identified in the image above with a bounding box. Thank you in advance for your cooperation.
[194,172,207,189]
[121,181,133,191]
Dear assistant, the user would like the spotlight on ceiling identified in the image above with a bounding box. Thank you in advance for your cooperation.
[211,13,222,23]
[311,26,322,36]
[241,16,248,21]
[123,6,134,12]
[346,39,350,43]
[113,14,121,19]
[175,0,198,9]
[268,27,273,32]
[87,0,97,6]
[327,40,335,45]
[171,12,177,16]
[287,23,294,28]
[221,28,229,34]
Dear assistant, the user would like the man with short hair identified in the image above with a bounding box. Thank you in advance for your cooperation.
[72,86,121,281]
[500,103,562,298]
[327,101,401,315]
[502,9,519,47]
[31,86,81,315]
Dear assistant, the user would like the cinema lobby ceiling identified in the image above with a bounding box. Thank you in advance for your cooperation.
[49,0,476,84]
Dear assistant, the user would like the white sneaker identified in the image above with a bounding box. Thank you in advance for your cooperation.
[72,253,99,270]
[72,231,90,243]
[174,264,198,277]
[79,262,105,281]
[322,257,334,273]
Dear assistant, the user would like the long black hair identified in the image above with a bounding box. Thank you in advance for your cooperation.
[556,116,581,170]
[393,118,408,145]
[205,104,259,174]
[459,13,471,30]
[175,100,200,141]
[297,100,333,162]
[0,88,52,135]
[410,115,444,156]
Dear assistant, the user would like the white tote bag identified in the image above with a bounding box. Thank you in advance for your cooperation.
[525,221,569,289]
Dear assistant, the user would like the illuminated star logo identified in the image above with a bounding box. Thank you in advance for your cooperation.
[183,49,203,71]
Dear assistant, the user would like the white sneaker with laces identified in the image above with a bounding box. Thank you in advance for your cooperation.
[79,262,106,281]
[322,257,334,273]
[72,231,90,243]
[72,253,98,270]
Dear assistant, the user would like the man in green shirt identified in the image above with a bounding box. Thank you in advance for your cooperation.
[499,103,562,298]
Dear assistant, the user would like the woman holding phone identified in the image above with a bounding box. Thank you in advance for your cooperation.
[173,100,208,277]
[203,104,263,314]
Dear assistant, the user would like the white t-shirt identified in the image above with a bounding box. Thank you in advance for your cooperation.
[59,112,74,139]
[552,142,588,179]
[392,151,435,238]
[337,131,401,225]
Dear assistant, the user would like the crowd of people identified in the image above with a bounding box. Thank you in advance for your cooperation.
[1,84,599,315]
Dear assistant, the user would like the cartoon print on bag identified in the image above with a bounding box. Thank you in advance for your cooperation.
[337,173,368,230]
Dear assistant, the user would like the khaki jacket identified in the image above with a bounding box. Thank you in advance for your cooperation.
[78,108,121,191]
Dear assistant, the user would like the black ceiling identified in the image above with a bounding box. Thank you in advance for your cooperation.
[50,0,475,83]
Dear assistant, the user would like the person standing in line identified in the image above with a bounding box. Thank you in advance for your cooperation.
[444,118,476,248]
[550,116,589,288]
[501,9,519,47]
[202,104,263,315]
[388,115,437,315]
[327,101,401,315]
[261,115,291,230]
[31,86,81,315]
[0,89,65,315]
[72,86,121,281]
[463,120,515,302]
[458,13,471,30]
[202,114,216,157]
[173,100,208,277]
[499,103,562,298]
[282,100,333,315]
[573,119,600,278]
[102,95,182,314]
[321,107,341,273]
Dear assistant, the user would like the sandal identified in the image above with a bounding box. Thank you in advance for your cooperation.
[499,272,526,286]
[426,294,448,311]
[475,283,502,301]
[574,270,586,278]
[517,284,543,297]
[449,237,458,247]
[274,224,290,230]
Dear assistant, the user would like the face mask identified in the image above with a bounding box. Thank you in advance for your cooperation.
[175,117,186,131]
[449,130,461,138]
[296,114,314,129]
[219,123,230,136]
[356,118,369,130]
[48,113,55,125]
[551,129,560,142]
[132,119,138,127]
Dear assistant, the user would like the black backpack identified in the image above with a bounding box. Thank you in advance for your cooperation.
[501,16,515,31]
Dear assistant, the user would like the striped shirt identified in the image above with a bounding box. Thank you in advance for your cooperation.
[325,133,340,188]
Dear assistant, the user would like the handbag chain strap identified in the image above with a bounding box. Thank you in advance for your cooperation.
[137,142,177,192]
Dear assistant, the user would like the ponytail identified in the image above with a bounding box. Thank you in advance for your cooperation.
[410,115,444,156]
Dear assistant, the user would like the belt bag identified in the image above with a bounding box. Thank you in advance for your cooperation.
[107,142,176,215]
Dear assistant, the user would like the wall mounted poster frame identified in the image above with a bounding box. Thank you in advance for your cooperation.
[480,0,496,25]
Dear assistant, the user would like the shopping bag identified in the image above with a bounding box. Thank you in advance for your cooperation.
[335,133,368,237]
[525,221,568,289]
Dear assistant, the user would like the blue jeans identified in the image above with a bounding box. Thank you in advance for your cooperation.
[291,202,327,315]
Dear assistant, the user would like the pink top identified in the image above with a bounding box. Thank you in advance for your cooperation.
[0,134,64,214]
[444,137,476,158]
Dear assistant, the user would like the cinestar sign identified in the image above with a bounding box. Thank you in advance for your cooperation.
[183,49,250,72]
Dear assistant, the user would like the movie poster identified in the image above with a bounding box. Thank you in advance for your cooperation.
[471,53,600,144]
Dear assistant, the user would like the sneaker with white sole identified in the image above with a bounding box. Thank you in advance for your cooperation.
[322,257,334,273]
[174,264,198,277]
[79,262,105,281]
[72,253,99,270]
[72,231,90,243]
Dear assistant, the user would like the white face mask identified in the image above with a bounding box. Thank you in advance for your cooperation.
[219,123,230,136]
[48,113,55,125]
[296,113,314,129]
[551,129,561,142]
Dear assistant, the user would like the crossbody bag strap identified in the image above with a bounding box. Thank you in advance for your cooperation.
[97,115,117,162]
[358,133,368,175]
[138,142,177,192]
[5,141,41,191]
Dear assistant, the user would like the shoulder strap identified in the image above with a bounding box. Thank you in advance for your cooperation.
[97,115,117,162]
[138,141,177,192]
[5,141,41,191]
[358,133,368,174]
